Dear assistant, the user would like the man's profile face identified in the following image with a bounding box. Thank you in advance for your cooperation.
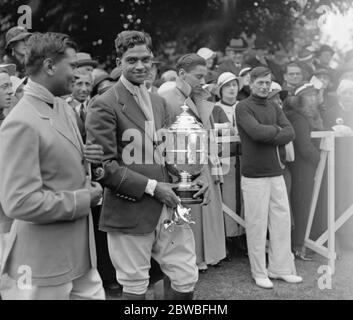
[51,47,77,97]
[72,73,92,103]
[181,64,207,95]
[0,72,13,109]
[250,73,272,98]
[118,44,152,85]
[284,66,303,86]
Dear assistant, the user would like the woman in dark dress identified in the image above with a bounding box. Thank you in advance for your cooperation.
[284,83,325,260]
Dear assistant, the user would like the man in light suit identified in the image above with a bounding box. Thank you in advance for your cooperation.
[86,31,208,300]
[0,32,104,300]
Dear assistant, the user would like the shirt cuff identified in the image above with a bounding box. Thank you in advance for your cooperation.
[145,179,158,196]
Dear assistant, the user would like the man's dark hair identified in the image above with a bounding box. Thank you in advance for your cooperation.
[25,32,77,76]
[250,66,271,83]
[176,54,206,73]
[115,31,152,59]
[285,62,302,74]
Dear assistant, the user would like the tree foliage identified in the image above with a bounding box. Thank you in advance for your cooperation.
[0,0,352,61]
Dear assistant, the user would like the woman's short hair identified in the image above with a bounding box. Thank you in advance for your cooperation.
[25,32,77,76]
[115,31,152,59]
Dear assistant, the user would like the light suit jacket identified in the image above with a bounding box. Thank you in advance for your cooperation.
[0,93,96,287]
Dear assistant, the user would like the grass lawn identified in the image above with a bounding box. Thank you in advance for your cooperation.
[108,249,353,300]
[193,251,353,300]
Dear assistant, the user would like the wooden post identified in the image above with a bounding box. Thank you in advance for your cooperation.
[304,131,353,274]
[327,133,336,274]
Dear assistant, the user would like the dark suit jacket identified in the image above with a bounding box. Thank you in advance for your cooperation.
[86,80,171,234]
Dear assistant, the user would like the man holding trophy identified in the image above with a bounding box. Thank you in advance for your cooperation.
[86,31,208,300]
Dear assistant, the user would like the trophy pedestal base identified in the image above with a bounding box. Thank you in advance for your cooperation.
[173,186,203,205]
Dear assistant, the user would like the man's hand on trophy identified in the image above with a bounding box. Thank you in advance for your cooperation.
[84,141,104,164]
[192,179,210,206]
[154,182,181,209]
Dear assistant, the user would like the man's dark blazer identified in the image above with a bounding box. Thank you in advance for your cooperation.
[86,80,172,235]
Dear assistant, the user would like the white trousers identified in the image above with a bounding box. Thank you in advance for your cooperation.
[107,206,198,295]
[241,176,296,279]
[0,268,105,300]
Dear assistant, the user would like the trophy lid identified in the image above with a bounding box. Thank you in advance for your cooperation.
[169,105,205,131]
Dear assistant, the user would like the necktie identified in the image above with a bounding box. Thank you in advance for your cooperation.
[79,103,86,123]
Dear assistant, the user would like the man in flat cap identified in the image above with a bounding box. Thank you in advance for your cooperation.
[236,66,302,289]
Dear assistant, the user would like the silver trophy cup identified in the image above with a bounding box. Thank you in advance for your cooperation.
[162,104,208,230]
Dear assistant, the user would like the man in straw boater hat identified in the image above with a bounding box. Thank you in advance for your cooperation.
[0,32,105,300]
[236,66,303,289]
[218,38,248,76]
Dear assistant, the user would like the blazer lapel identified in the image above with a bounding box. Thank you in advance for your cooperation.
[150,93,163,131]
[196,99,214,130]
[115,81,155,143]
[115,82,147,132]
[30,99,83,155]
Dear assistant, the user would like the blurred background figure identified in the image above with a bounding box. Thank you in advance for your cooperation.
[282,62,304,96]
[145,60,161,93]
[161,69,178,83]
[0,64,15,125]
[5,75,27,116]
[326,79,353,253]
[297,48,316,81]
[67,69,93,142]
[237,67,252,101]
[314,45,335,71]
[110,66,122,82]
[197,47,219,84]
[246,37,284,84]
[76,52,98,75]
[218,38,247,75]
[2,27,32,78]
[284,83,324,260]
[91,73,114,99]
